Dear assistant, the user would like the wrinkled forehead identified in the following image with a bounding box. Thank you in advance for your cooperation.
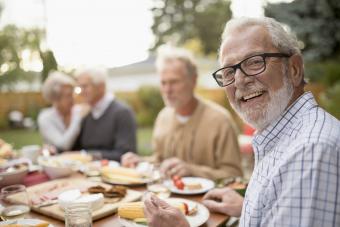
[219,25,275,66]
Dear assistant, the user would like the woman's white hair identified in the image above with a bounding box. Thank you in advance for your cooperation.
[220,17,301,62]
[156,45,198,78]
[42,71,75,103]
[74,67,108,85]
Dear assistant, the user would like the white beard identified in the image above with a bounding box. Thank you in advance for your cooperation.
[231,74,294,131]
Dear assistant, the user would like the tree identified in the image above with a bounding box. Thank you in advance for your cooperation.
[265,0,340,119]
[151,0,232,55]
[265,0,340,61]
[40,50,58,82]
[0,25,58,91]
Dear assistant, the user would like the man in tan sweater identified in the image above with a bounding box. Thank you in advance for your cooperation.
[122,47,242,180]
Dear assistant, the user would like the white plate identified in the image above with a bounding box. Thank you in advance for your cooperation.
[118,198,209,227]
[0,218,54,226]
[164,177,215,195]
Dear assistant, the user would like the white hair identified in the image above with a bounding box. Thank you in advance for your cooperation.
[156,45,198,78]
[220,17,301,61]
[42,71,75,103]
[220,16,305,85]
[74,67,108,85]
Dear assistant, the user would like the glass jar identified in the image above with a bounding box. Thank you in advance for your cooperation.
[65,203,92,227]
[0,184,31,220]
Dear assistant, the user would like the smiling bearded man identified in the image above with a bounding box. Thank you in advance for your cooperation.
[142,17,340,227]
[230,62,294,130]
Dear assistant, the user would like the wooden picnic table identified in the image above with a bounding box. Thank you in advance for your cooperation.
[25,174,229,227]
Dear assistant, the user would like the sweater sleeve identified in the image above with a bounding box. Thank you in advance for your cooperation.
[186,120,243,180]
[90,106,137,162]
[38,110,82,151]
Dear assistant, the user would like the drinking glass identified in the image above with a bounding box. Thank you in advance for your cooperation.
[65,203,92,227]
[0,184,30,221]
[146,164,171,199]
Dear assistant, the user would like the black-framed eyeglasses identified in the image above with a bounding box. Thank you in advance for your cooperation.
[212,53,291,87]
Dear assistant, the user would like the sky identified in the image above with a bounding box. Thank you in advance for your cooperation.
[0,0,289,69]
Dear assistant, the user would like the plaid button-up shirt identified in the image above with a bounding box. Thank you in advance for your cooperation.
[240,92,340,227]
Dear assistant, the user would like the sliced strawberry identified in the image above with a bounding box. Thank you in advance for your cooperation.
[183,202,189,215]
[101,159,109,166]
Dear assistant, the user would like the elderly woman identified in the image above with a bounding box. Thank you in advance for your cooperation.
[38,71,88,152]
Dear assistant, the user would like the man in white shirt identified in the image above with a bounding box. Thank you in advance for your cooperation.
[72,68,137,161]
[143,17,340,227]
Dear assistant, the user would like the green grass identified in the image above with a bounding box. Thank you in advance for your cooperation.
[0,127,153,156]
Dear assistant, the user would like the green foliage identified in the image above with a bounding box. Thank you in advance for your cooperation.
[319,82,340,119]
[265,0,340,114]
[305,58,340,86]
[151,0,231,55]
[0,25,58,90]
[135,86,164,127]
[265,0,340,61]
[40,50,58,82]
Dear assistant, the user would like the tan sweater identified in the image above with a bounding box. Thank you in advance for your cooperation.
[152,97,243,180]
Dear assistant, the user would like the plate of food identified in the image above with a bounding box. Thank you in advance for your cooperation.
[101,166,154,186]
[118,198,209,227]
[164,176,215,195]
[0,219,53,227]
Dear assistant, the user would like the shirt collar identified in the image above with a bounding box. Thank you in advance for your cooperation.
[252,92,318,159]
[91,93,114,119]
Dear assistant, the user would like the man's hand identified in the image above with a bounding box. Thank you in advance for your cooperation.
[160,157,191,178]
[144,193,190,227]
[202,187,244,217]
[121,152,140,168]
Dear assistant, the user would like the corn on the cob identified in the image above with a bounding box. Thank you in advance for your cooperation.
[118,202,145,220]
[101,166,142,178]
[102,173,145,184]
[118,201,188,220]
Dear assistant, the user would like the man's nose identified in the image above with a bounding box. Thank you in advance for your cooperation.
[163,83,172,93]
[234,69,253,88]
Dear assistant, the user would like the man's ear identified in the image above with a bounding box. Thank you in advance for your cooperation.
[288,54,304,87]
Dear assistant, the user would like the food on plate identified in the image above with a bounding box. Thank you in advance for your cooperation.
[171,176,202,190]
[101,166,147,184]
[102,166,142,178]
[185,182,203,190]
[172,175,185,190]
[0,139,16,159]
[88,185,106,194]
[58,153,92,163]
[0,164,28,187]
[104,185,127,198]
[58,189,104,211]
[88,185,127,198]
[0,222,49,227]
[219,177,248,196]
[227,181,247,196]
[118,200,197,221]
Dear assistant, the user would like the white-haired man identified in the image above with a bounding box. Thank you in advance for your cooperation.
[143,17,340,227]
[122,47,242,180]
[73,68,137,161]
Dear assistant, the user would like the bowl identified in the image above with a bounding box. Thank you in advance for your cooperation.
[0,165,28,187]
[38,156,75,179]
[42,164,74,179]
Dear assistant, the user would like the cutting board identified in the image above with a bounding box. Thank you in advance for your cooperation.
[6,177,142,222]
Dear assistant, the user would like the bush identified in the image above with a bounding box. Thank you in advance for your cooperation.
[135,86,164,127]
[305,59,340,86]
[319,82,340,120]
